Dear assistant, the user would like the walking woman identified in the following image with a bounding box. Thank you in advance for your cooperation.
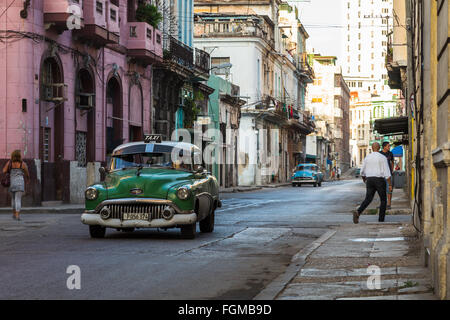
[2,150,30,220]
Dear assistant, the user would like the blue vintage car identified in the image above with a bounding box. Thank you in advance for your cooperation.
[291,163,324,187]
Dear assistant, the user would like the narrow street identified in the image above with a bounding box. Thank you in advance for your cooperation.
[0,179,411,300]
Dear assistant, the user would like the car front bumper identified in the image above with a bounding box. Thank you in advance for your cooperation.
[81,212,197,228]
[293,179,317,183]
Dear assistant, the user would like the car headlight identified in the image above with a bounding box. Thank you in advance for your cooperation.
[85,187,98,200]
[176,187,191,200]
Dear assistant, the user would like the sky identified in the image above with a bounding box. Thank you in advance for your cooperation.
[289,0,345,63]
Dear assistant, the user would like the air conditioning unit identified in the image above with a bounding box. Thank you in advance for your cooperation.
[42,83,68,102]
[76,93,95,110]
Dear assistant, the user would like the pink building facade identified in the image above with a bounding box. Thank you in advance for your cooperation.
[0,0,163,205]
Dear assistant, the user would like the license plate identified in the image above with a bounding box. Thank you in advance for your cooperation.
[122,213,149,221]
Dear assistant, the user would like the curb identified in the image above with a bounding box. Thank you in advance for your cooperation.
[253,229,336,300]
[0,207,84,214]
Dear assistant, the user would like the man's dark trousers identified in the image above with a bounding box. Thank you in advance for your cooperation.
[357,177,387,221]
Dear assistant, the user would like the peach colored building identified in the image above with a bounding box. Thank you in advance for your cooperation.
[0,0,163,205]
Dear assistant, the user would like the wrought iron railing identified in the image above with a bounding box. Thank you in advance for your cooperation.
[194,48,210,74]
[165,35,194,69]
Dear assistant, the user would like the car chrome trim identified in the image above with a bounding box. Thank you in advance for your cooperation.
[94,198,194,214]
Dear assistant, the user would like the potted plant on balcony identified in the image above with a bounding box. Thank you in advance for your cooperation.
[135,2,162,28]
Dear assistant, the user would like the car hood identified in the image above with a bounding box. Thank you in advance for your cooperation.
[293,170,315,178]
[104,168,194,200]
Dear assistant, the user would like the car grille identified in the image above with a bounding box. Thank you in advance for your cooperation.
[296,177,312,180]
[103,204,166,220]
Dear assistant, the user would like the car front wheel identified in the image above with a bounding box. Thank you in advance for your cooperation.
[89,225,106,238]
[181,223,196,239]
[200,211,215,233]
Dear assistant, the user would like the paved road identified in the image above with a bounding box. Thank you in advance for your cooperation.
[0,179,410,299]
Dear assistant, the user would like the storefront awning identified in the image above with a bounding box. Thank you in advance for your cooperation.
[306,154,316,159]
[374,116,409,136]
[391,145,403,157]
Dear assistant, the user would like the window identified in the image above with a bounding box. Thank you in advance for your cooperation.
[358,65,361,72]
[358,33,361,40]
[76,132,87,167]
[358,81,363,87]
[358,54,361,61]
[130,26,137,37]
[371,52,374,59]
[371,64,374,70]
[382,41,387,46]
[110,8,117,21]
[146,28,152,39]
[96,1,103,14]
[211,57,231,75]
[43,128,50,162]
[358,43,361,50]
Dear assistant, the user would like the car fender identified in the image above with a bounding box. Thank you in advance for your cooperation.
[195,192,214,222]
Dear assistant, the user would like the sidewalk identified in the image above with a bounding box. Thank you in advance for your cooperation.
[255,188,437,300]
[219,182,291,193]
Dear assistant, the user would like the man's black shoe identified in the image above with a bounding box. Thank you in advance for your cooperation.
[353,211,360,224]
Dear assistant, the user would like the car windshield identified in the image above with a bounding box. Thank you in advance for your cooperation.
[296,165,316,172]
[110,152,195,172]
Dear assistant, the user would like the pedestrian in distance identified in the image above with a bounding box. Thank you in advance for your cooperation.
[337,167,341,180]
[379,141,394,209]
[2,150,30,221]
[353,142,392,224]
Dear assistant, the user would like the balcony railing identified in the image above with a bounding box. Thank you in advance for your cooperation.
[165,36,194,70]
[195,17,275,49]
[297,53,314,77]
[194,48,210,74]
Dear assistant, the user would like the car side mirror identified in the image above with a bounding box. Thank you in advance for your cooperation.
[194,165,204,174]
[99,167,108,175]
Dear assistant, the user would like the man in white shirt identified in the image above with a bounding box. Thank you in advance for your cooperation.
[353,142,392,224]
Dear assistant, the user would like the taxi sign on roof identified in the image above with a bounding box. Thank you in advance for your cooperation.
[144,134,162,143]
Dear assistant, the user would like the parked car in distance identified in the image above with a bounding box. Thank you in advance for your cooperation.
[81,138,221,239]
[291,163,324,187]
[355,167,361,178]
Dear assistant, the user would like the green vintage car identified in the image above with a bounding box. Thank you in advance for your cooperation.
[81,140,221,239]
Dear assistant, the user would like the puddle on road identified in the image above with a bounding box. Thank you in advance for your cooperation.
[349,237,406,242]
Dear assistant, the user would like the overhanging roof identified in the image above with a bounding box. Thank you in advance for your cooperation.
[374,116,409,136]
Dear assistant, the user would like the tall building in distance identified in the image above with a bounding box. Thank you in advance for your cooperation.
[342,0,401,167]
[342,0,393,94]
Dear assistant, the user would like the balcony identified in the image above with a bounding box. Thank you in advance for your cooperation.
[296,53,314,82]
[73,0,119,45]
[106,1,120,43]
[164,36,194,70]
[126,22,163,66]
[44,0,84,32]
[195,15,275,49]
[192,48,210,81]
